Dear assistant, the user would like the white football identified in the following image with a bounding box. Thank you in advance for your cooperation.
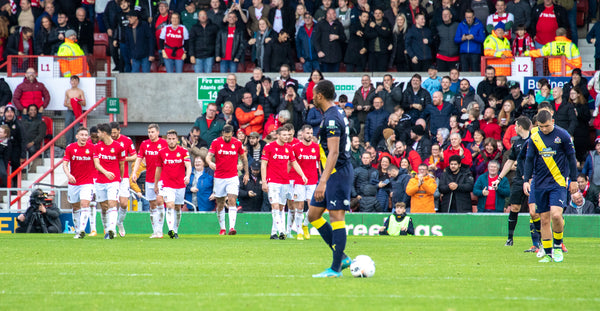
[350,255,376,278]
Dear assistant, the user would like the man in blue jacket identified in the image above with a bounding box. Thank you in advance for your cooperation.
[364,96,390,148]
[473,160,510,212]
[296,13,320,72]
[454,9,485,72]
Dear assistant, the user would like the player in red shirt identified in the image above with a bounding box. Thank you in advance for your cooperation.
[87,126,100,236]
[206,125,249,235]
[283,124,303,238]
[291,125,321,240]
[132,123,168,238]
[62,127,95,239]
[261,126,307,240]
[93,124,125,239]
[110,122,137,237]
[154,130,191,239]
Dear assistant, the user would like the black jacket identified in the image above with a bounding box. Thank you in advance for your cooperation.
[48,24,73,54]
[1,117,26,163]
[553,101,577,135]
[215,25,246,61]
[344,21,368,66]
[103,0,121,35]
[401,87,432,122]
[529,4,569,39]
[365,19,393,53]
[258,88,281,119]
[439,166,474,213]
[312,19,346,64]
[267,6,296,38]
[189,21,219,58]
[0,78,12,107]
[238,174,264,212]
[412,136,432,161]
[476,78,496,104]
[74,19,94,54]
[20,114,46,151]
[264,36,294,73]
[352,163,381,212]
[34,26,57,55]
[125,20,155,59]
[215,84,246,110]
[16,203,62,233]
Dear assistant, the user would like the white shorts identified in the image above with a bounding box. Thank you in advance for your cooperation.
[268,182,289,206]
[293,184,317,202]
[213,177,239,198]
[286,181,295,200]
[119,178,130,198]
[67,184,94,204]
[145,181,157,201]
[160,186,186,205]
[95,182,120,202]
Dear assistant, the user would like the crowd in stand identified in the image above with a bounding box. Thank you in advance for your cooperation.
[0,0,594,73]
[176,65,600,214]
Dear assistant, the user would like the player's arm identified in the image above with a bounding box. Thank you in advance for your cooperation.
[566,141,579,193]
[291,160,308,184]
[320,136,340,184]
[261,159,268,192]
[241,150,249,184]
[62,160,76,184]
[94,158,114,180]
[184,160,192,185]
[125,154,137,162]
[119,160,125,179]
[523,141,535,195]
[131,157,143,181]
[206,152,216,170]
[154,166,162,190]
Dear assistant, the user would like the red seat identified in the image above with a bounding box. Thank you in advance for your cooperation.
[93,33,109,58]
[41,116,53,146]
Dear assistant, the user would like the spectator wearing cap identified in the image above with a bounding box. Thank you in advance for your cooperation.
[483,22,513,77]
[1,104,25,186]
[401,74,432,123]
[312,8,346,72]
[410,125,431,161]
[235,91,264,136]
[124,9,155,73]
[423,91,457,140]
[216,12,245,73]
[246,131,266,165]
[405,12,432,72]
[73,7,94,55]
[181,0,199,32]
[454,9,485,72]
[12,68,50,114]
[583,138,600,192]
[238,160,264,211]
[296,12,320,73]
[504,82,524,109]
[343,102,360,137]
[5,26,34,59]
[189,10,219,73]
[435,9,459,72]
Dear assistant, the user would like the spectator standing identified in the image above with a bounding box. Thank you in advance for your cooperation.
[215,74,245,109]
[477,66,497,104]
[336,0,351,41]
[0,78,10,107]
[440,76,455,103]
[301,69,323,107]
[257,77,280,119]
[551,87,576,135]
[12,68,50,114]
[575,174,600,210]
[473,160,509,212]
[180,126,208,159]
[486,0,514,39]
[238,161,263,211]
[5,26,33,58]
[56,29,89,77]
[206,0,224,27]
[49,12,73,54]
[506,0,530,32]
[365,8,392,72]
[454,9,485,72]
[215,12,245,73]
[268,0,295,38]
[405,12,432,71]
[313,0,333,22]
[16,0,41,31]
[401,74,431,122]
[266,30,294,73]
[435,9,459,71]
[112,0,133,72]
[351,74,376,125]
[391,140,422,172]
[384,0,401,26]
[583,139,600,191]
[274,64,298,96]
[194,102,225,143]
[181,0,199,32]
[73,7,93,54]
[63,76,86,145]
[34,1,57,35]
[569,87,591,164]
[512,24,535,57]
[248,0,269,33]
[153,1,170,63]
[1,104,25,187]
[280,84,305,132]
[422,66,442,96]
[160,12,189,73]
[562,69,589,102]
[586,21,600,70]
[400,0,427,28]
[185,155,215,211]
[352,152,381,212]
[34,15,55,55]
[438,154,474,213]
[296,12,320,72]
[472,137,502,180]
[390,13,408,72]
[526,27,581,77]
[529,0,568,73]
[248,18,274,71]
[483,23,513,77]
[312,8,346,72]
[470,0,491,25]
[125,10,155,73]
[406,164,437,213]
[350,0,371,25]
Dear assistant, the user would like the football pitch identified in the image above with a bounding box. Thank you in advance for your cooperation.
[1,234,599,311]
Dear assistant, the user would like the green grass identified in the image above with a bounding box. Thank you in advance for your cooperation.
[1,234,599,311]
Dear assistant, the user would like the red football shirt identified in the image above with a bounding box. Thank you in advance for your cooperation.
[137,138,168,183]
[261,141,296,184]
[94,140,125,184]
[115,134,136,178]
[63,141,95,186]
[223,26,235,61]
[209,137,245,179]
[290,141,320,185]
[157,146,190,188]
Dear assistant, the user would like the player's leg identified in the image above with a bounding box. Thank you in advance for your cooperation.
[550,205,565,262]
[105,182,120,239]
[155,183,165,237]
[78,184,94,238]
[267,183,281,239]
[213,178,228,235]
[117,179,130,237]
[172,188,185,238]
[527,204,543,253]
[165,201,176,237]
[506,204,520,246]
[538,210,553,261]
[226,185,238,236]
[99,200,109,235]
[146,181,159,238]
[277,184,288,239]
[329,209,347,272]
[71,201,81,237]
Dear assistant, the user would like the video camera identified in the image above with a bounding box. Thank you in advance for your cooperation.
[29,188,53,210]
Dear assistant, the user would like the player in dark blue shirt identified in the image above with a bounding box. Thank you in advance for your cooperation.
[523,110,578,263]
[493,116,542,251]
[308,80,354,278]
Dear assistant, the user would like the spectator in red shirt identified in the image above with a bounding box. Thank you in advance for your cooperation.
[479,107,502,140]
[216,12,246,73]
[443,132,472,168]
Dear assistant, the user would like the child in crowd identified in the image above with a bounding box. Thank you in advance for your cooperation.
[422,65,442,96]
[511,24,535,57]
[379,202,414,236]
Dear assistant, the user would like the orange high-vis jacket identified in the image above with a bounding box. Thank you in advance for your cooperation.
[484,31,513,76]
[527,36,581,76]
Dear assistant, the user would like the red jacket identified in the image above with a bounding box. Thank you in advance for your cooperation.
[388,150,422,172]
[12,77,50,111]
[443,145,472,167]
[479,119,502,140]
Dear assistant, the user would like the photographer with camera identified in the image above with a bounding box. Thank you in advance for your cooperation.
[15,189,62,233]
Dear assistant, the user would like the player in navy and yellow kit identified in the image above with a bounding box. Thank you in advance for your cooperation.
[308,80,354,278]
[523,110,578,263]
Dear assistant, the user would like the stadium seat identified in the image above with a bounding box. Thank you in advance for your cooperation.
[41,116,53,146]
[577,0,588,27]
[295,62,303,72]
[93,33,109,58]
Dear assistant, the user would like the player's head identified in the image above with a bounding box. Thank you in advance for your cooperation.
[222,124,234,142]
[282,123,294,142]
[448,155,462,172]
[394,202,406,215]
[514,116,532,134]
[97,123,111,142]
[301,124,313,142]
[148,123,160,141]
[313,80,336,109]
[75,126,89,145]
[536,110,554,135]
[89,126,99,144]
[110,121,120,140]
[166,129,178,149]
[276,126,290,143]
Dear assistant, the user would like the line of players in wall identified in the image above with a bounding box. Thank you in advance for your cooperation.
[63,121,320,240]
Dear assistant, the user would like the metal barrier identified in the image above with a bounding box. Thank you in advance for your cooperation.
[5,55,111,77]
[0,186,64,212]
[128,189,197,212]
[480,56,569,76]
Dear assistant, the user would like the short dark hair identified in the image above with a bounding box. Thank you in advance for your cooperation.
[448,155,462,164]
[148,123,160,131]
[90,126,98,134]
[339,94,348,102]
[301,124,313,132]
[412,74,422,81]
[578,173,588,180]
[282,123,294,131]
[538,101,553,111]
[465,8,474,15]
[485,66,495,72]
[515,116,531,130]
[314,80,336,101]
[222,124,234,134]
[97,123,111,134]
[109,122,120,130]
[191,126,200,133]
[536,110,552,124]
[21,27,33,34]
